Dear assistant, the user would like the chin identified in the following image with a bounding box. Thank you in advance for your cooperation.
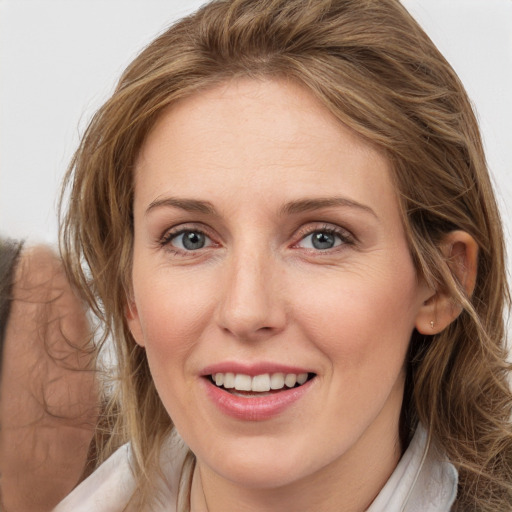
[192,431,345,491]
[215,457,311,490]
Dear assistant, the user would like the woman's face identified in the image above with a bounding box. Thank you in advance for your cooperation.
[128,79,433,491]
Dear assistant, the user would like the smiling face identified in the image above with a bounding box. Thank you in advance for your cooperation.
[127,78,433,506]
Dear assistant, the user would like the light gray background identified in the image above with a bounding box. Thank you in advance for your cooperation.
[1,0,511,280]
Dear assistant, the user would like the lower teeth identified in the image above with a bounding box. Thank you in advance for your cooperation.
[230,390,274,397]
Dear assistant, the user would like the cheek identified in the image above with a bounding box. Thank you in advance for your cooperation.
[133,271,216,370]
[131,275,217,422]
[292,261,419,378]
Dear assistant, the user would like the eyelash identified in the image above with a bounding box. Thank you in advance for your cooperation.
[159,223,354,255]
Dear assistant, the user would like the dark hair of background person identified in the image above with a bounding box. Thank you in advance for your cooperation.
[0,238,24,371]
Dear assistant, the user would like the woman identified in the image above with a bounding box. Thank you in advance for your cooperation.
[56,0,512,510]
[0,240,97,511]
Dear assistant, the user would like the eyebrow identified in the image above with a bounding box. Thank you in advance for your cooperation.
[280,197,377,218]
[146,197,216,216]
[145,195,377,218]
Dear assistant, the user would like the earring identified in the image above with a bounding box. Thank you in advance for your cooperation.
[430,320,435,329]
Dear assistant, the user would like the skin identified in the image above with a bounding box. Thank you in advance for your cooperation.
[0,246,97,512]
[127,78,439,512]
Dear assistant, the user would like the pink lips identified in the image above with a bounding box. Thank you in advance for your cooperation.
[201,362,315,421]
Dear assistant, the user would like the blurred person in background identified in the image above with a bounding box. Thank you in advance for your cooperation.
[0,238,97,512]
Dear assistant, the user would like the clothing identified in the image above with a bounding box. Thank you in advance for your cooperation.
[53,425,457,512]
[366,426,457,511]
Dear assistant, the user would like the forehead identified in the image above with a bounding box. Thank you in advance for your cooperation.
[139,78,381,160]
[134,78,398,218]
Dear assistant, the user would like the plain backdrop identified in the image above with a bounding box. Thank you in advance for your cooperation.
[1,0,511,278]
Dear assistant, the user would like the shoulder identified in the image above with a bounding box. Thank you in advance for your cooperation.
[53,431,189,512]
[52,443,136,512]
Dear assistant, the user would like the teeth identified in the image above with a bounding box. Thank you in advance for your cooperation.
[252,374,271,392]
[285,374,297,388]
[297,373,308,385]
[270,373,285,390]
[223,372,235,388]
[234,374,252,391]
[212,372,310,392]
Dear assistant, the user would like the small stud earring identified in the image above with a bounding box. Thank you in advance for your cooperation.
[430,320,435,329]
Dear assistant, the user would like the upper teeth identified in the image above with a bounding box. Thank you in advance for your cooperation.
[212,372,309,392]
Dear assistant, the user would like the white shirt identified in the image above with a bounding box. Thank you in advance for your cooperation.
[53,425,457,512]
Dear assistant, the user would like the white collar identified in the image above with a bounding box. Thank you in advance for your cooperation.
[367,424,458,512]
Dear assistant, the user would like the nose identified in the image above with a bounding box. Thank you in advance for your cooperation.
[216,246,287,341]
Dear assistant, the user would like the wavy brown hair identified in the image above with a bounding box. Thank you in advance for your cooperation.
[60,0,512,510]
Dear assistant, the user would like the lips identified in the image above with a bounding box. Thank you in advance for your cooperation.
[201,364,316,420]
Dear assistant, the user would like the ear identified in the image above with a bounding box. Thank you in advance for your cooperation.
[415,230,478,335]
[125,296,146,347]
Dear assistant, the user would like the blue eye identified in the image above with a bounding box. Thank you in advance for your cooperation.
[298,230,343,250]
[169,230,212,251]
